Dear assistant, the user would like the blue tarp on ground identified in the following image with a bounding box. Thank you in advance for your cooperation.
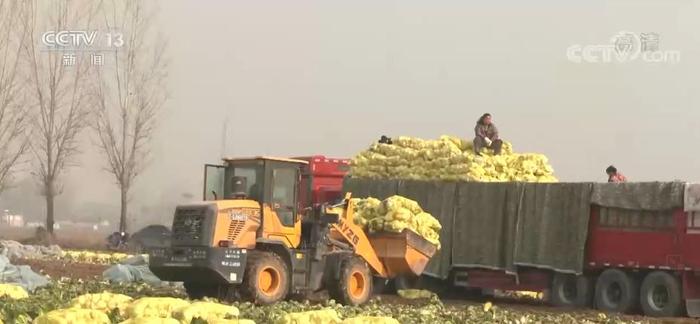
[0,255,50,292]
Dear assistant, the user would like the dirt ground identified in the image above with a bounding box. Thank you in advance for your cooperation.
[14,258,108,280]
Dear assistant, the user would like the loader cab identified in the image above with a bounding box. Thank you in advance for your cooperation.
[203,156,306,247]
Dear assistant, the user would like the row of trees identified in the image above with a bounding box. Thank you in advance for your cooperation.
[0,0,168,234]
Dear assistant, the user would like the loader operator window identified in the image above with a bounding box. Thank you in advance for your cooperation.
[204,164,225,200]
[225,165,263,201]
[272,168,297,227]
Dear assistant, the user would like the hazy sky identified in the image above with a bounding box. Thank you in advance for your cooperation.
[2,0,699,223]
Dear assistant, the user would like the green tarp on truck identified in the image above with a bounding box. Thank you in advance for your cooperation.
[343,178,686,279]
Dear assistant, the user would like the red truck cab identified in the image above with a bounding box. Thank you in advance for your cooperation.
[291,155,351,208]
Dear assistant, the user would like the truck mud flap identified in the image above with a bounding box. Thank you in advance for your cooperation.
[686,299,700,317]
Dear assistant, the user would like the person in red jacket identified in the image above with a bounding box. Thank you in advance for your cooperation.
[606,165,628,182]
[473,113,503,155]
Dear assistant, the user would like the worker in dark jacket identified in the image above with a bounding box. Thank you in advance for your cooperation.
[606,165,628,183]
[473,113,503,155]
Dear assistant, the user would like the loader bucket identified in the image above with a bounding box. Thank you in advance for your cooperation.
[369,229,438,278]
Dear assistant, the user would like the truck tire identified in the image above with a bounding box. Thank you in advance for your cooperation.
[640,271,683,317]
[373,276,389,295]
[394,274,422,291]
[241,251,289,305]
[550,273,594,307]
[594,269,639,314]
[329,256,373,306]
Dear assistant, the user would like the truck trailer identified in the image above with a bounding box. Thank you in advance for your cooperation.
[343,177,700,318]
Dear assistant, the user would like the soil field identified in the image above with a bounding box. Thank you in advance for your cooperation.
[13,258,109,280]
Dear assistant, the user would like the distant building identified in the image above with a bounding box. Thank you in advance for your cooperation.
[1,214,24,227]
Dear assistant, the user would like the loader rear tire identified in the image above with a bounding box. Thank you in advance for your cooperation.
[329,256,373,306]
[241,251,289,305]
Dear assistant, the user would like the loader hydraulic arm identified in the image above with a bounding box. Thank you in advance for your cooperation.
[326,194,388,278]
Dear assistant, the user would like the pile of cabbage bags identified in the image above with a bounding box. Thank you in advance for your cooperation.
[281,309,399,324]
[350,196,441,249]
[350,135,557,182]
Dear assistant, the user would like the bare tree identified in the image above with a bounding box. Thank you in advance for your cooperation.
[0,1,30,193]
[92,0,168,232]
[22,0,96,233]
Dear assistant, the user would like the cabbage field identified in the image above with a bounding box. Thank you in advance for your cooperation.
[0,272,652,324]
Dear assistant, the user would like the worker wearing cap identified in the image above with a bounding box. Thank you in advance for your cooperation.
[473,113,503,155]
[606,165,627,183]
[378,135,393,145]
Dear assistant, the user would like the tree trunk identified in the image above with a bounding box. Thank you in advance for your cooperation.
[45,183,55,234]
[119,186,127,232]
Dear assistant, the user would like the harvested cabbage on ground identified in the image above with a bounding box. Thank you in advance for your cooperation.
[125,297,191,319]
[1,279,648,324]
[33,308,111,324]
[174,301,240,323]
[350,196,441,249]
[0,284,29,300]
[119,318,181,324]
[397,289,436,300]
[70,292,134,316]
[350,135,557,182]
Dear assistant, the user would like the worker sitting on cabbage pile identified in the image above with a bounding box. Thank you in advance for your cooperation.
[606,165,628,183]
[378,135,393,144]
[473,113,503,155]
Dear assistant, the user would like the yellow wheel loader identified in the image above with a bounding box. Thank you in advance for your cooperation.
[149,156,437,305]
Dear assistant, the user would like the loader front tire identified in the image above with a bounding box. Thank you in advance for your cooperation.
[241,251,289,305]
[329,256,373,306]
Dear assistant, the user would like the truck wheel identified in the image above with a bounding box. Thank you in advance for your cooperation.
[241,251,289,305]
[594,269,639,314]
[394,274,422,291]
[372,276,389,295]
[329,256,373,305]
[550,273,593,307]
[640,271,683,317]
